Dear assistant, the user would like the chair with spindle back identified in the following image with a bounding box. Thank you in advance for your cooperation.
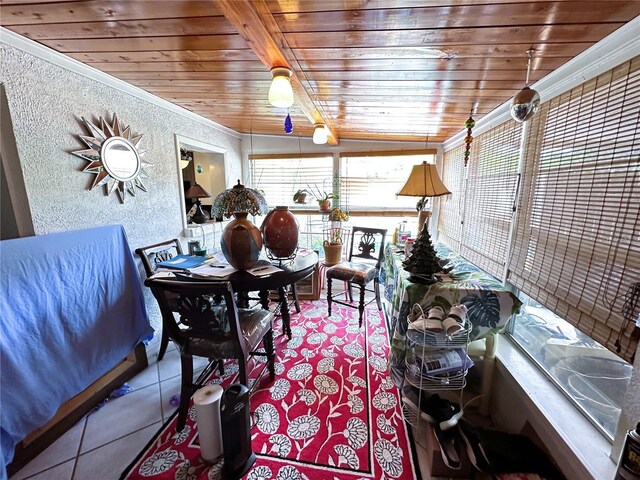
[135,239,184,361]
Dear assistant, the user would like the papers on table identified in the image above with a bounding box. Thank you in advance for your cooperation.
[247,264,283,277]
[188,263,238,278]
[149,271,176,279]
[210,251,229,263]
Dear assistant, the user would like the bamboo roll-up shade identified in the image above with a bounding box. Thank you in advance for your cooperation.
[507,57,640,362]
[438,144,466,251]
[249,155,333,207]
[340,152,435,211]
[460,120,521,280]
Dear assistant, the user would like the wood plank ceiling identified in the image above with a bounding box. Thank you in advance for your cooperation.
[2,0,639,143]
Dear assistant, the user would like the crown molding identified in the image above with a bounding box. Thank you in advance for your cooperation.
[0,28,241,140]
[443,16,640,152]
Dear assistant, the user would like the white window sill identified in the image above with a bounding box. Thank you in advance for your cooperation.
[495,336,617,480]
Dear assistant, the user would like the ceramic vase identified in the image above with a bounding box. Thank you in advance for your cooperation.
[261,206,299,258]
[220,212,262,270]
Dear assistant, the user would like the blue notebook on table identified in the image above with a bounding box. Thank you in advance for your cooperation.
[157,254,206,271]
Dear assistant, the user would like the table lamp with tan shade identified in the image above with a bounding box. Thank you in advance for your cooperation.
[185,183,212,224]
[397,161,451,233]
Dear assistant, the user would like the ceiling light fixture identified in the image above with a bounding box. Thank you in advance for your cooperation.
[312,123,328,145]
[268,67,294,108]
[510,49,540,123]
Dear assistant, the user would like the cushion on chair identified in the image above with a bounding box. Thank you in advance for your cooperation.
[185,307,273,358]
[326,262,377,285]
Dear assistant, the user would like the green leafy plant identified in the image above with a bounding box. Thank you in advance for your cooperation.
[293,189,310,203]
[328,227,343,244]
[306,184,339,204]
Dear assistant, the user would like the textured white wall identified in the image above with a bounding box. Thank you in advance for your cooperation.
[0,43,242,333]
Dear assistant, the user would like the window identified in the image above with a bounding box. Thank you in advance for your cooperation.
[460,120,521,280]
[438,144,465,251]
[249,154,333,207]
[340,151,435,212]
[508,57,640,362]
[511,292,632,439]
[437,57,640,441]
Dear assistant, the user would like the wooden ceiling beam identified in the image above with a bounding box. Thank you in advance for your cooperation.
[215,0,339,145]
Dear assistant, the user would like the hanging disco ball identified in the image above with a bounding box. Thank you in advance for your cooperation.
[510,86,540,123]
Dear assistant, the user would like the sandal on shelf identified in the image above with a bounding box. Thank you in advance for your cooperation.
[443,304,468,335]
[407,303,426,323]
[425,306,445,332]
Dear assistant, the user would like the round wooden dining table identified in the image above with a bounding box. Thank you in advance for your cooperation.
[180,251,318,339]
[228,252,318,338]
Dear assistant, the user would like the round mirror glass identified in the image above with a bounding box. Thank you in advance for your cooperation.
[101,137,141,182]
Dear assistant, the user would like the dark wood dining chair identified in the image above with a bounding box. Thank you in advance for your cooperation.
[135,239,184,361]
[144,278,275,431]
[326,227,387,327]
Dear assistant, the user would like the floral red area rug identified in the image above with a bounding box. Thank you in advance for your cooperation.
[121,300,417,480]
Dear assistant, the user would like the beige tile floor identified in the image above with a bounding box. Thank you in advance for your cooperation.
[11,342,211,480]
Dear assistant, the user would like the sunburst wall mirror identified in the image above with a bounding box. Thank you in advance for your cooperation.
[72,113,151,202]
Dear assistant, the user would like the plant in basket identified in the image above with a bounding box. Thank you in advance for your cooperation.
[323,228,343,265]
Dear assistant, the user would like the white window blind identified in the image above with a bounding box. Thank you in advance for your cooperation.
[460,120,521,280]
[340,151,436,211]
[249,154,333,208]
[507,57,640,362]
[438,144,466,251]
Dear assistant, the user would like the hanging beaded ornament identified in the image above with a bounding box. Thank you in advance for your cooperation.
[464,109,475,167]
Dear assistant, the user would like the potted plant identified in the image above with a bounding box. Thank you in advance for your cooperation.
[307,184,339,212]
[323,228,343,265]
[293,188,310,204]
[328,207,349,222]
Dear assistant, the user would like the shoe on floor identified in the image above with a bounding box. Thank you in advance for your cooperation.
[433,423,461,470]
[402,389,463,431]
[458,420,493,473]
[422,394,463,430]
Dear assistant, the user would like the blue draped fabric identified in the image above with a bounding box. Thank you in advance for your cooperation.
[0,225,152,473]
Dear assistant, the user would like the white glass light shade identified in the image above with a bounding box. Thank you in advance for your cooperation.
[312,124,328,144]
[268,67,294,108]
[180,159,190,169]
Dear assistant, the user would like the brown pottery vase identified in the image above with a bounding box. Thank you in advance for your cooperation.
[261,206,299,258]
[221,212,263,270]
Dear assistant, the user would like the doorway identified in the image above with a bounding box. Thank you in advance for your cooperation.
[174,135,229,230]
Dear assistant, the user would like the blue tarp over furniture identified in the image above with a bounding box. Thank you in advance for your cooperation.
[0,225,152,474]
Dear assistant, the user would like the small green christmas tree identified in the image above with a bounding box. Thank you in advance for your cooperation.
[402,224,441,283]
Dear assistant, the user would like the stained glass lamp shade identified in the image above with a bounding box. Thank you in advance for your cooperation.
[212,181,268,270]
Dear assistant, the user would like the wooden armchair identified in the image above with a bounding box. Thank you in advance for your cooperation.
[144,278,275,431]
[135,239,183,361]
